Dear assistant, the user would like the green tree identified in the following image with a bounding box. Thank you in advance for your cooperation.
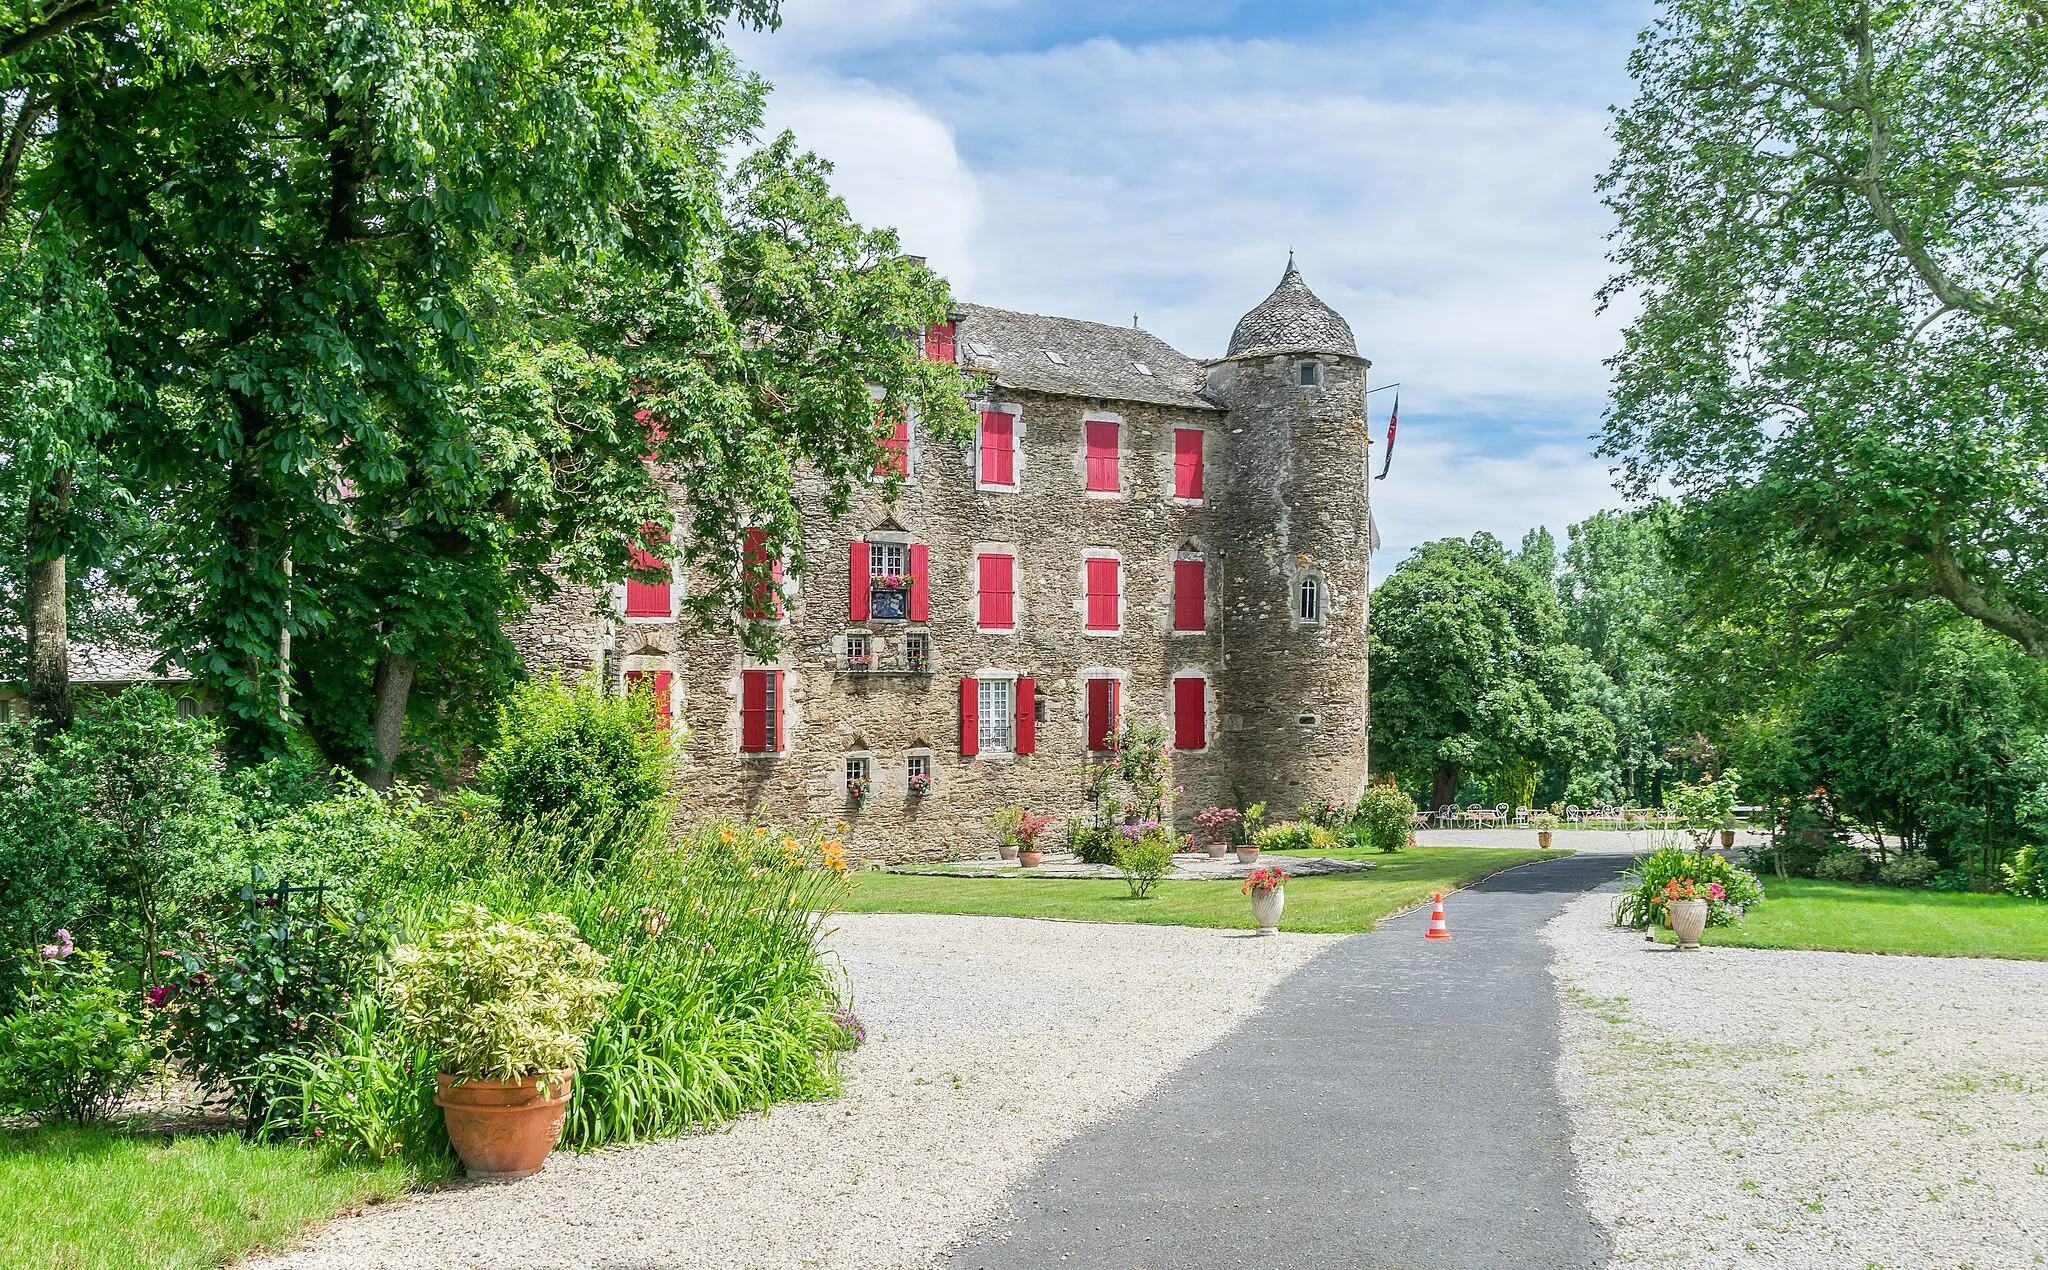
[1370,533,1615,809]
[1603,0,2048,663]
[1557,509,1681,800]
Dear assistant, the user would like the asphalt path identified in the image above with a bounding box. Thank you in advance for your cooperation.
[944,850,1629,1270]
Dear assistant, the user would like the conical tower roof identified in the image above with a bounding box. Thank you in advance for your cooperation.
[1226,259,1356,358]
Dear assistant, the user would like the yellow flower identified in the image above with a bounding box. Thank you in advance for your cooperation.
[821,843,848,872]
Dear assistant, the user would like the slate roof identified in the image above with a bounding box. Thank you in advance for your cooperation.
[953,304,1221,411]
[70,642,190,684]
[1226,263,1358,358]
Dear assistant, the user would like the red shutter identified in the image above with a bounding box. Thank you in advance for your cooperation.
[959,676,980,756]
[770,671,784,752]
[1015,677,1036,754]
[740,670,767,752]
[849,541,870,622]
[636,409,668,462]
[1173,559,1206,632]
[1084,558,1120,631]
[980,411,1014,486]
[925,322,956,363]
[743,529,783,619]
[1173,428,1203,499]
[626,669,674,729]
[1086,677,1117,752]
[908,543,930,622]
[624,541,671,618]
[1173,676,1206,750]
[979,553,1014,629]
[874,410,910,477]
[1085,420,1119,492]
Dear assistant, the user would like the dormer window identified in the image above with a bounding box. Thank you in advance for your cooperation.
[1298,361,1322,386]
[1042,349,1066,364]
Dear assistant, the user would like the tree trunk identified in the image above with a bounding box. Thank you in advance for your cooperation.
[24,467,73,741]
[364,651,416,792]
[1431,762,1461,812]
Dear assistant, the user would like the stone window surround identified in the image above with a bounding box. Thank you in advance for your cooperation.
[734,659,795,759]
[1079,409,1126,500]
[1166,423,1207,506]
[840,752,871,800]
[1292,568,1328,629]
[1168,547,1208,637]
[1171,666,1214,753]
[974,668,1020,760]
[974,402,1024,493]
[616,518,682,626]
[1080,548,1125,637]
[973,542,1020,634]
[1076,666,1129,749]
[1297,358,1324,387]
[905,748,935,792]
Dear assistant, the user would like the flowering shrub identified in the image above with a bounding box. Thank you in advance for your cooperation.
[1241,866,1290,894]
[869,572,915,591]
[846,653,875,670]
[1614,842,1763,929]
[1299,797,1350,830]
[1195,806,1243,846]
[989,805,1057,855]
[847,774,872,801]
[0,943,151,1124]
[1661,878,1725,904]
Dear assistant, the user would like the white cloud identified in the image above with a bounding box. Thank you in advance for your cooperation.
[1371,433,1622,573]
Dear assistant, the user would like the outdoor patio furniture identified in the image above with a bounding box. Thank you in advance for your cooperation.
[1513,807,1532,828]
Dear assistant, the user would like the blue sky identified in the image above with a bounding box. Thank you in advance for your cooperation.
[731,0,1656,568]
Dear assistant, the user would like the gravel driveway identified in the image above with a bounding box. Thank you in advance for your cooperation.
[260,913,1340,1270]
[1546,890,2048,1269]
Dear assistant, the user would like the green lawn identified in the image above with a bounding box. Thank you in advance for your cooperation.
[0,1125,408,1270]
[839,846,1568,933]
[1659,877,2048,959]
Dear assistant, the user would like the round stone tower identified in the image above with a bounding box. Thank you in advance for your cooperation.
[1204,260,1372,817]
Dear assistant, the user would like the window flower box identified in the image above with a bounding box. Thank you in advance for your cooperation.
[868,573,915,620]
[848,774,872,803]
[846,653,874,673]
[908,772,932,796]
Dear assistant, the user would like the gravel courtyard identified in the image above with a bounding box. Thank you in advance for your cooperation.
[261,913,1340,1270]
[1547,890,2048,1269]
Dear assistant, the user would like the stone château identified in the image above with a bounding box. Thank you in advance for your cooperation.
[513,262,1375,859]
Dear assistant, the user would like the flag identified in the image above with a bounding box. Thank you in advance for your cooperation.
[1374,392,1399,480]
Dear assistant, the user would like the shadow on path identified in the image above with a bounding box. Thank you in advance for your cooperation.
[944,852,1629,1270]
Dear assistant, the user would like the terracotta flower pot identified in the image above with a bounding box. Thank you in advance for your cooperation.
[435,1071,573,1180]
[1720,829,1736,849]
[998,841,1019,861]
[1235,846,1260,864]
[1250,885,1285,934]
[1204,840,1229,859]
[1666,899,1710,952]
[1537,830,1553,849]
[1018,849,1042,868]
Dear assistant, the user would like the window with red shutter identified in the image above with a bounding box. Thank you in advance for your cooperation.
[625,669,674,729]
[979,411,1015,487]
[1085,677,1121,752]
[977,553,1015,630]
[1084,420,1119,492]
[849,542,870,622]
[1172,559,1206,632]
[925,322,956,364]
[1173,427,1204,499]
[740,669,783,753]
[958,676,979,756]
[1173,675,1206,750]
[1014,676,1036,754]
[908,543,930,622]
[873,410,910,477]
[624,536,672,619]
[636,410,668,462]
[1084,557,1120,632]
[742,528,784,620]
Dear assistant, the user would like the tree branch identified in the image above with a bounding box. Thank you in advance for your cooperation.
[0,93,50,216]
[1924,531,2048,661]
[0,0,109,61]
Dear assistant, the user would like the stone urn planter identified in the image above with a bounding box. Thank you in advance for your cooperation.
[1720,829,1736,850]
[997,841,1019,861]
[1250,885,1285,934]
[1537,830,1553,849]
[1667,898,1710,952]
[1017,849,1042,868]
[436,1071,574,1180]
[1204,839,1229,859]
[1235,846,1261,864]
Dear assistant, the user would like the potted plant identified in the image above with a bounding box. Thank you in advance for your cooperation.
[1242,866,1290,934]
[847,772,872,804]
[990,805,1055,865]
[1662,878,1721,952]
[907,648,931,673]
[846,652,874,673]
[387,904,617,1179]
[1531,812,1560,849]
[1195,806,1241,860]
[908,771,932,797]
[1235,802,1267,864]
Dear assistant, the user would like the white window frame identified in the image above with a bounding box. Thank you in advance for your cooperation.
[1080,410,1125,500]
[844,754,870,792]
[1296,572,1326,627]
[975,404,1023,493]
[974,543,1020,634]
[977,675,1016,756]
[844,632,870,666]
[1080,549,1124,637]
[906,750,934,794]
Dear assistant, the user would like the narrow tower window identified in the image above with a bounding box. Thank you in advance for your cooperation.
[1297,575,1323,624]
[1298,361,1321,386]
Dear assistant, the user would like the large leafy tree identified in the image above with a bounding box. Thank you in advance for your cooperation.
[1556,509,1683,800]
[18,0,969,771]
[1370,533,1615,809]
[1603,0,2048,662]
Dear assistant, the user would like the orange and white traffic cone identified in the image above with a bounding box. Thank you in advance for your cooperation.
[1424,892,1451,940]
